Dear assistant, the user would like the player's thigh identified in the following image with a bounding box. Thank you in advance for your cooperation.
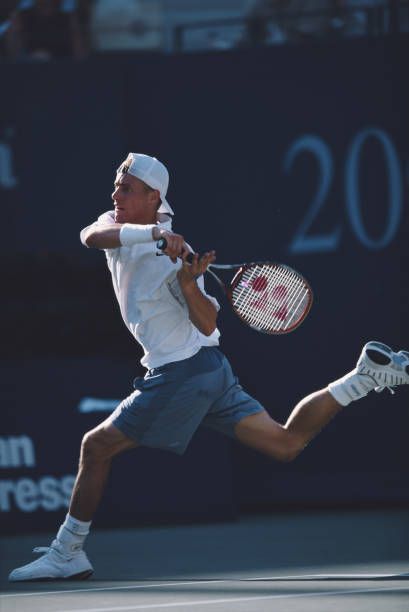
[234,409,292,457]
[83,417,138,459]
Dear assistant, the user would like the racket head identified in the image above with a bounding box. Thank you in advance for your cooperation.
[228,262,313,334]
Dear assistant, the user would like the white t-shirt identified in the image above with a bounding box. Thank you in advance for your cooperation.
[82,211,220,369]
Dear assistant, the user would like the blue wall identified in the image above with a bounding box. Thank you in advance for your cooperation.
[1,37,408,532]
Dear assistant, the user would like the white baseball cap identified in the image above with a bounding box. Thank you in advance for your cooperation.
[116,153,174,215]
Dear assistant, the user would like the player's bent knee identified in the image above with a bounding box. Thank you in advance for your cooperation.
[80,430,111,463]
[274,436,304,463]
[277,447,300,463]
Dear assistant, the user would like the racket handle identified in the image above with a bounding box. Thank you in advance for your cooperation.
[156,237,167,251]
[156,237,194,263]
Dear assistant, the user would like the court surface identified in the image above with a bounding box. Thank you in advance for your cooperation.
[1,509,408,612]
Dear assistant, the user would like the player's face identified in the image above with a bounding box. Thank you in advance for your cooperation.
[112,174,158,224]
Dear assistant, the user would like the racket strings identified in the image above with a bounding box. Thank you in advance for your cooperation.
[261,274,308,331]
[247,266,304,331]
[236,265,289,328]
[284,285,310,329]
[232,264,310,333]
[263,266,308,330]
[257,269,304,331]
[237,273,306,331]
[233,264,261,306]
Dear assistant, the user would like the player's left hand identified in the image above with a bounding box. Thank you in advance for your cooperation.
[177,251,216,285]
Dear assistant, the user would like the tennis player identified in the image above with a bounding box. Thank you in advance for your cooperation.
[9,153,409,581]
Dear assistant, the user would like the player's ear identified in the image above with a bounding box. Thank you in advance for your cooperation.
[149,189,161,208]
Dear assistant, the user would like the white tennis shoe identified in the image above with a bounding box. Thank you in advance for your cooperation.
[8,539,93,582]
[357,341,409,394]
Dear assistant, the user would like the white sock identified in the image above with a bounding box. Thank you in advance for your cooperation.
[328,368,376,406]
[56,514,92,554]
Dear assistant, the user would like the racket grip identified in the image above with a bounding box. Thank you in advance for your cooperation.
[156,237,167,251]
[156,237,194,263]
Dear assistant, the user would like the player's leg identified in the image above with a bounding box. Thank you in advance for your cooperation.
[235,341,409,461]
[69,419,137,521]
[8,348,221,583]
[234,389,341,462]
[8,420,137,582]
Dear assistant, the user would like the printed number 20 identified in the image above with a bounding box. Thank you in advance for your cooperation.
[284,128,403,254]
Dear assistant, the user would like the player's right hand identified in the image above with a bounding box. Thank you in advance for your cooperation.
[155,229,189,263]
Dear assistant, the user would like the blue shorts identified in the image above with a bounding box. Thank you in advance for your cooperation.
[109,346,264,455]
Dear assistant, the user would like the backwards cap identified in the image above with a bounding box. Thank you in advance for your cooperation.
[117,153,174,215]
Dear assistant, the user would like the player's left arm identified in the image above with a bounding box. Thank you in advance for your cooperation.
[177,252,218,336]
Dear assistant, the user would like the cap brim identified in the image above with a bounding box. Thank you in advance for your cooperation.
[158,197,174,215]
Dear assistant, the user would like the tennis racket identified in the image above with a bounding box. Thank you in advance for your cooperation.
[156,238,313,335]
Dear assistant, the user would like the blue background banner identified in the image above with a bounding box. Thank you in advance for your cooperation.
[1,37,408,532]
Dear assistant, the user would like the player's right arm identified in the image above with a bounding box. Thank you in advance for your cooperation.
[80,223,188,262]
[80,223,123,249]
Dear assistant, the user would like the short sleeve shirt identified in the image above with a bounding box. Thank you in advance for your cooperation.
[83,211,220,369]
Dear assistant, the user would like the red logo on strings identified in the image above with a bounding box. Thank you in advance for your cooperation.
[250,277,288,321]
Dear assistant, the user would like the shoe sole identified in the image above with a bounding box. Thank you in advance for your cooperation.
[15,570,94,582]
[366,349,392,366]
[365,342,393,366]
[360,341,409,385]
